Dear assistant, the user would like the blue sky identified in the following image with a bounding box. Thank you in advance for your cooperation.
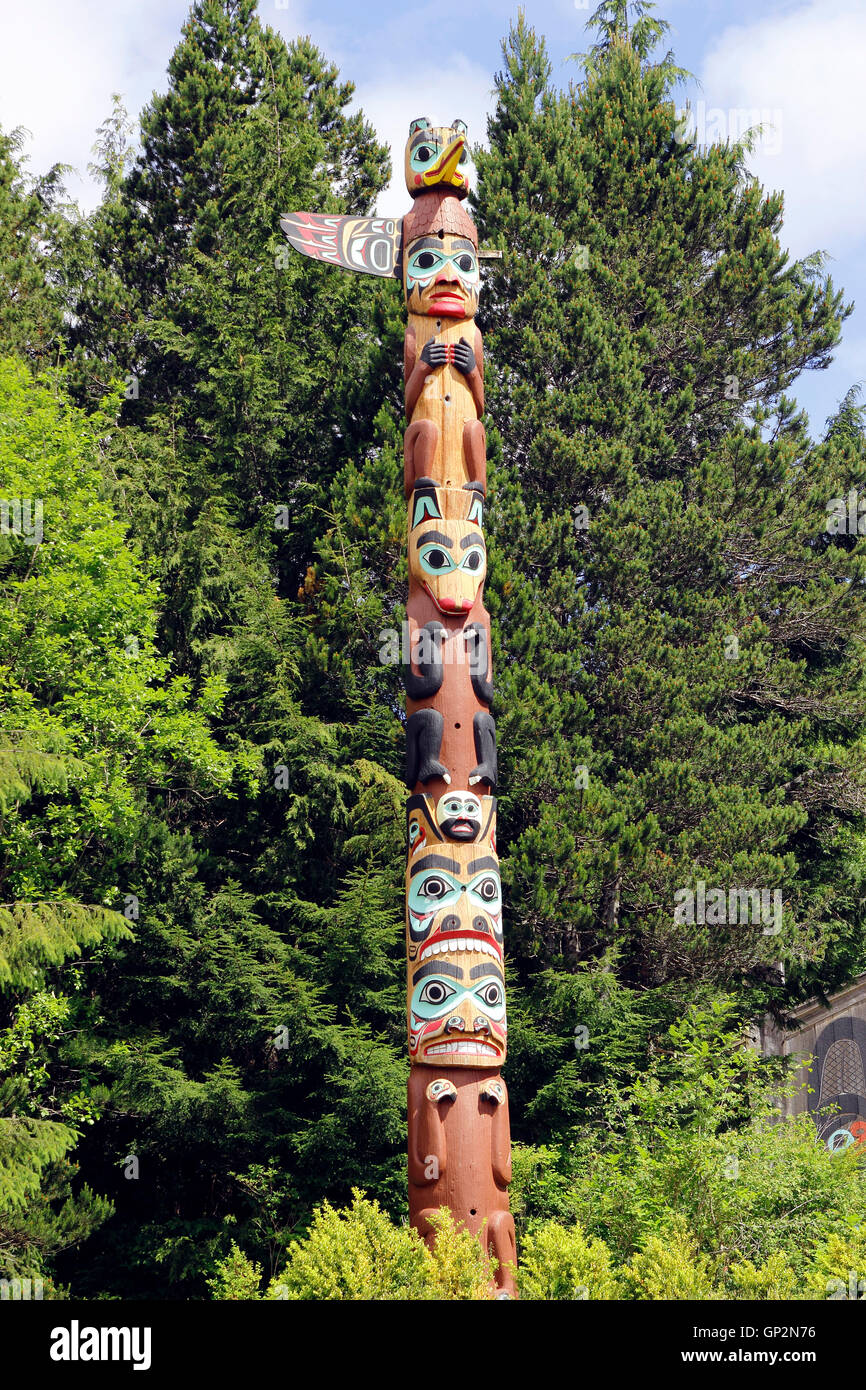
[2,0,863,437]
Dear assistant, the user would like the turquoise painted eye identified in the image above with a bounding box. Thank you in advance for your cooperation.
[411,975,462,1018]
[408,249,444,278]
[473,978,506,1021]
[476,980,503,1009]
[409,870,460,918]
[419,544,455,575]
[419,979,456,1007]
[455,253,475,273]
[460,546,485,574]
[469,873,501,915]
[410,142,441,171]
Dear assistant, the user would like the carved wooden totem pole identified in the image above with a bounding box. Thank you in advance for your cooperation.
[281,118,516,1297]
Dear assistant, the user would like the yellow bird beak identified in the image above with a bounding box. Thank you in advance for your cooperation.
[423,135,465,188]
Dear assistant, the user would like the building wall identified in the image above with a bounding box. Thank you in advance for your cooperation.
[756,974,866,1151]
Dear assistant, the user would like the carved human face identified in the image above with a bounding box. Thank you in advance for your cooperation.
[405,118,469,197]
[406,843,503,965]
[408,948,506,1065]
[408,791,495,854]
[409,516,485,614]
[404,234,480,319]
[436,791,483,841]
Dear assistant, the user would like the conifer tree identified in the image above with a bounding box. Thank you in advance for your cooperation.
[469,7,866,1133]
[0,128,66,363]
[53,0,409,1297]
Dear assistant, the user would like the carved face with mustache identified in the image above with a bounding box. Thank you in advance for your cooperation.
[408,949,506,1065]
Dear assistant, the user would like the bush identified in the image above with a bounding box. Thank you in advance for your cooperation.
[518,1222,619,1300]
[263,1191,495,1301]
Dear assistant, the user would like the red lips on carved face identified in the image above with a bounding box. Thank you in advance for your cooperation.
[418,927,503,964]
[429,279,466,316]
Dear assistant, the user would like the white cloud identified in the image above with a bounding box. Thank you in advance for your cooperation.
[700,0,866,260]
[0,0,304,209]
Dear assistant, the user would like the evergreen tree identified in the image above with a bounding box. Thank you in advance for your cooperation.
[469,8,866,1137]
[0,128,67,363]
[54,0,408,1297]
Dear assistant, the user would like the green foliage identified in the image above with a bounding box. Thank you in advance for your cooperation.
[262,1192,493,1301]
[0,354,231,1281]
[0,127,66,362]
[0,0,864,1302]
[206,1240,263,1300]
[623,1218,719,1300]
[517,1221,619,1299]
[729,1252,799,1301]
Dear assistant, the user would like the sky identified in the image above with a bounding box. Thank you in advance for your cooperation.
[1,0,864,437]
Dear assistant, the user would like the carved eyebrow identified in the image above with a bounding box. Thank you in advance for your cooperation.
[413,961,464,982]
[459,532,484,550]
[417,531,453,548]
[468,856,499,875]
[470,963,505,982]
[408,237,476,254]
[410,855,460,879]
[408,237,446,252]
[410,132,441,153]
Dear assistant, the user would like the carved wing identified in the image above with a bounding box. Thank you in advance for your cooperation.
[279,212,402,278]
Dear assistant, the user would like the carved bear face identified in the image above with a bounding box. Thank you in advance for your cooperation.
[408,945,507,1066]
[405,117,469,198]
[405,841,503,967]
[409,516,486,614]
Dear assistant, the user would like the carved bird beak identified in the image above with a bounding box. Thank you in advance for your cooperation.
[423,135,465,188]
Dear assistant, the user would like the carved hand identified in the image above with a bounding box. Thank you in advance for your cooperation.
[451,337,477,376]
[420,337,449,368]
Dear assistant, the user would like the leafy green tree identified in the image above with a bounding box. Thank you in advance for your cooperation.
[0,355,229,1282]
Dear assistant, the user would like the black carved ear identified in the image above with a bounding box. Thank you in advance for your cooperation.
[409,117,431,134]
[411,485,442,529]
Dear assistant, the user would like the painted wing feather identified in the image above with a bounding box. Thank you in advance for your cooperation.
[279,212,401,278]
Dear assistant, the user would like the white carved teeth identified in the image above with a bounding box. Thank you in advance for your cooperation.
[420,936,500,960]
[425,1041,497,1056]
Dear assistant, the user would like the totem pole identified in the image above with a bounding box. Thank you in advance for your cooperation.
[280,119,516,1297]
